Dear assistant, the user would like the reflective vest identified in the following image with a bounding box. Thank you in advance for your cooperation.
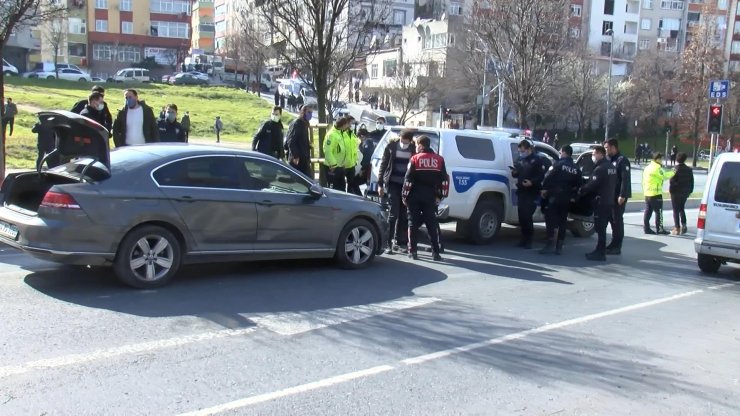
[642,160,675,197]
[323,127,347,168]
[342,130,360,169]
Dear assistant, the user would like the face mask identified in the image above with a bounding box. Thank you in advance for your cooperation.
[304,112,313,121]
[270,114,280,122]
[96,103,105,111]
[399,141,410,150]
[125,97,136,108]
[376,123,385,130]
[518,151,527,158]
[592,156,598,164]
[166,112,176,122]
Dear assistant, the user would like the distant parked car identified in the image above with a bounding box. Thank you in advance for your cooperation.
[172,73,209,86]
[2,58,19,76]
[91,77,106,83]
[186,71,209,81]
[112,68,151,83]
[28,68,92,82]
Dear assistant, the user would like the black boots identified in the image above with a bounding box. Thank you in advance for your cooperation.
[555,240,563,255]
[539,240,555,255]
[585,251,606,261]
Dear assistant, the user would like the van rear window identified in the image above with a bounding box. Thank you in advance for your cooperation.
[715,161,740,204]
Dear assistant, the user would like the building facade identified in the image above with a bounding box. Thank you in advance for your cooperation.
[191,0,215,54]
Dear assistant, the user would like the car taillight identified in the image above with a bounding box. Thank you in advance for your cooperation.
[697,203,707,230]
[40,191,81,209]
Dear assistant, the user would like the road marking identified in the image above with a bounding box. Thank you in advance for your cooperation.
[176,365,395,416]
[0,327,258,379]
[247,296,440,336]
[176,283,735,416]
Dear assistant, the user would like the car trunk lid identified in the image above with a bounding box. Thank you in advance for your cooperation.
[37,110,110,171]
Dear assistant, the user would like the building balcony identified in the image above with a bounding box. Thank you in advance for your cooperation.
[192,0,214,11]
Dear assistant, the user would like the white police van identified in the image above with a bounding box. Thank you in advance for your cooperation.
[368,127,595,244]
[695,152,740,273]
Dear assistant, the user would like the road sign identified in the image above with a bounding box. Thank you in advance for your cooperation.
[709,80,729,99]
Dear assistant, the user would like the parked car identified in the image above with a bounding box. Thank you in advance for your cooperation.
[694,152,740,274]
[186,71,209,81]
[0,110,387,288]
[161,74,175,83]
[91,77,106,83]
[111,68,151,83]
[28,68,92,82]
[344,104,400,131]
[2,58,19,76]
[172,73,209,86]
[368,127,594,244]
[568,142,600,159]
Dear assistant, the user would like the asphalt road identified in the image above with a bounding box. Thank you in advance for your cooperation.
[1,209,738,415]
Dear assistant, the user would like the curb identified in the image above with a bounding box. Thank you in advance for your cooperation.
[625,198,700,213]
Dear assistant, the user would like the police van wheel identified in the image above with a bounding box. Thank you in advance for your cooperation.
[570,219,595,238]
[465,201,502,245]
[697,254,721,274]
[335,219,378,269]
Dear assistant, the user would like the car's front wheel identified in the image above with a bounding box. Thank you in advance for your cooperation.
[78,78,86,82]
[114,225,182,288]
[697,254,721,274]
[3,71,14,77]
[459,200,503,244]
[570,218,595,237]
[46,75,55,80]
[335,219,378,269]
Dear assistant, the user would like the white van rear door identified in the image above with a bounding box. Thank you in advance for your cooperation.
[705,160,740,247]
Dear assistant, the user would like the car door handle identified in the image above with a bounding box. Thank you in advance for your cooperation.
[176,196,195,202]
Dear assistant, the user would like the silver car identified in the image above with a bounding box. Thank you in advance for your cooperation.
[0,111,387,288]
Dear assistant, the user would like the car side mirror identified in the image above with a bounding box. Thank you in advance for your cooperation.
[309,183,324,198]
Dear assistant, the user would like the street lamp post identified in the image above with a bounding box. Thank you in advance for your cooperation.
[605,29,614,141]
[481,53,487,126]
[664,102,673,166]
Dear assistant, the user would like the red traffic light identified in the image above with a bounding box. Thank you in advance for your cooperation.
[711,106,721,116]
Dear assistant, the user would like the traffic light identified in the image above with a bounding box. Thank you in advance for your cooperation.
[708,104,723,134]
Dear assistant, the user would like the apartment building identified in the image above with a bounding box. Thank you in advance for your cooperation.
[725,0,740,72]
[191,0,215,54]
[637,0,686,54]
[4,27,40,73]
[88,0,192,78]
[35,0,89,69]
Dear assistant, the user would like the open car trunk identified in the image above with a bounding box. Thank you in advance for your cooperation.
[0,110,110,214]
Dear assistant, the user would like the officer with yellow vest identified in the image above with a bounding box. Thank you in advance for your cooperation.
[343,121,362,195]
[642,152,675,235]
[323,117,352,191]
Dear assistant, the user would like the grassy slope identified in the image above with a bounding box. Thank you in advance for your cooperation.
[2,77,290,169]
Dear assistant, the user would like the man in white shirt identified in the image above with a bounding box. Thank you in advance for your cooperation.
[112,89,159,147]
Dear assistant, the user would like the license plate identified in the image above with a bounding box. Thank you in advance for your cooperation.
[0,221,19,240]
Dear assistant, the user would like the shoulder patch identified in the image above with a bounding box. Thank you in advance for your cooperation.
[625,166,630,171]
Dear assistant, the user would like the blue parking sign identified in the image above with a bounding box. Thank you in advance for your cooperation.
[709,80,729,99]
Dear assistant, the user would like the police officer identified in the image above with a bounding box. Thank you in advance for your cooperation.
[323,117,351,191]
[252,106,284,159]
[157,104,187,142]
[604,138,631,255]
[511,139,546,249]
[579,146,617,261]
[539,145,582,255]
[378,130,416,254]
[402,135,449,261]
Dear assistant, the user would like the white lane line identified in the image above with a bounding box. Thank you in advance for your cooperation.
[248,296,440,336]
[176,365,395,416]
[0,327,258,378]
[176,283,735,416]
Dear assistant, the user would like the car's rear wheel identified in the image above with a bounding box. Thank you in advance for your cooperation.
[3,71,14,77]
[570,219,595,237]
[46,75,55,80]
[78,78,86,82]
[114,225,182,288]
[460,200,503,244]
[335,219,377,269]
[697,254,721,274]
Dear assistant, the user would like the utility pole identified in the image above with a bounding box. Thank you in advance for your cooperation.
[605,29,614,141]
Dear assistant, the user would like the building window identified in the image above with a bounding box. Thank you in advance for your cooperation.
[68,43,86,57]
[449,4,462,15]
[602,21,613,35]
[92,43,113,61]
[371,64,378,79]
[570,5,582,16]
[734,21,740,35]
[120,0,132,11]
[95,0,107,9]
[393,9,406,25]
[643,0,653,8]
[639,39,650,50]
[95,19,108,32]
[215,21,226,34]
[215,4,226,16]
[118,45,141,62]
[424,33,447,49]
[731,41,740,54]
[604,0,614,15]
[151,21,189,38]
[660,1,684,10]
[122,21,133,34]
[68,18,86,34]
[660,18,681,31]
[383,59,396,77]
[718,0,728,10]
[569,27,581,38]
[601,41,612,56]
[729,61,740,72]
[641,18,651,30]
[150,0,190,14]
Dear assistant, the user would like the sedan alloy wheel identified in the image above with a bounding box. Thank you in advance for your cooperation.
[114,225,182,288]
[336,219,377,269]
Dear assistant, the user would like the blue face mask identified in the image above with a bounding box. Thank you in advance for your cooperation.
[518,151,527,159]
[304,112,313,121]
[166,112,176,122]
[125,97,137,108]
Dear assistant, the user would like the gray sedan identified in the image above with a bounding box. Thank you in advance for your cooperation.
[0,111,387,288]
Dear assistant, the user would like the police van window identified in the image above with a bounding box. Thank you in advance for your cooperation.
[714,162,740,204]
[455,136,495,161]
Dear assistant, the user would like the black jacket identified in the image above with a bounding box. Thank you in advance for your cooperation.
[80,105,109,131]
[157,119,187,142]
[360,138,375,168]
[542,156,582,202]
[512,152,546,193]
[285,118,310,161]
[611,152,632,200]
[669,163,694,196]
[580,158,617,207]
[252,120,285,159]
[402,150,449,203]
[112,101,159,147]
[72,99,112,131]
[378,139,416,188]
[32,122,55,152]
[368,128,386,144]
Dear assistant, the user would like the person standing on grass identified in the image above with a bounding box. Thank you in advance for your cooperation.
[72,85,112,131]
[252,106,285,159]
[32,120,58,169]
[157,104,187,143]
[285,105,313,176]
[2,97,18,137]
[80,92,109,129]
[670,145,678,166]
[669,152,694,235]
[112,89,159,147]
[214,116,223,143]
[180,111,190,142]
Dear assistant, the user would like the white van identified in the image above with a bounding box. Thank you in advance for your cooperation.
[2,59,19,76]
[112,68,151,83]
[694,152,740,273]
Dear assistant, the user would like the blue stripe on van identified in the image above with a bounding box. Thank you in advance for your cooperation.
[451,171,510,193]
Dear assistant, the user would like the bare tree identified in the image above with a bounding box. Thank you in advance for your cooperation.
[257,0,390,124]
[556,51,607,140]
[378,56,438,124]
[469,0,571,128]
[1,0,66,176]
[43,15,67,79]
[676,7,724,167]
[236,11,270,92]
[220,32,246,82]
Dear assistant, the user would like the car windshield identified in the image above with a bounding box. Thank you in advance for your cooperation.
[384,116,399,125]
[115,70,126,76]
